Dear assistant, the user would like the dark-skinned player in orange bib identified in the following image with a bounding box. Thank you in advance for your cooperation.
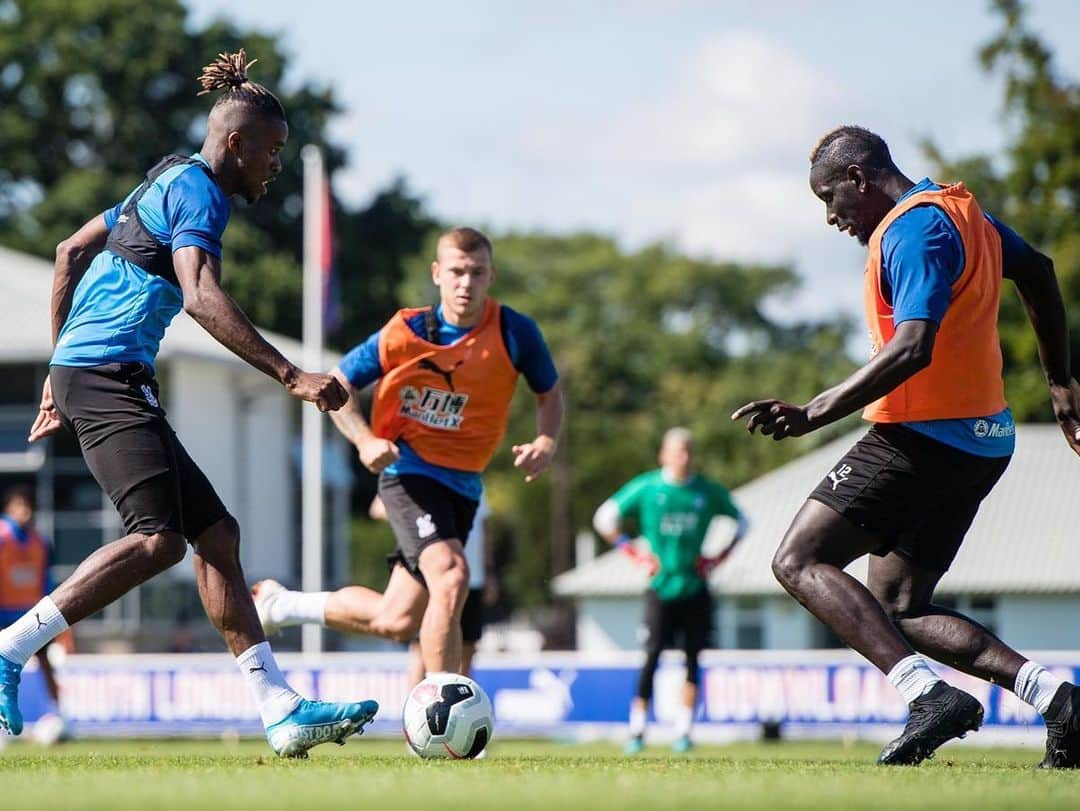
[734,126,1080,768]
[254,227,563,676]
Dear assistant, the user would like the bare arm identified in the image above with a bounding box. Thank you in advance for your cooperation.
[535,380,565,446]
[327,367,399,472]
[174,246,346,411]
[29,216,111,443]
[52,215,110,345]
[732,320,937,439]
[1004,246,1080,453]
[591,498,625,544]
[511,380,565,482]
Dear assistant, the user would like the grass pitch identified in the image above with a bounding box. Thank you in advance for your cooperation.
[1,737,1076,811]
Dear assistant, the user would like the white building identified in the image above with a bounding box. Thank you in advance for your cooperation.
[0,246,352,649]
[554,425,1080,652]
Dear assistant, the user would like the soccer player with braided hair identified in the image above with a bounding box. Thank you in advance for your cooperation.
[1,51,379,757]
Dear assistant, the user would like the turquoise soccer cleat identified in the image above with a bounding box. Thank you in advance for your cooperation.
[265,698,378,759]
[623,735,644,755]
[671,735,694,754]
[0,655,23,736]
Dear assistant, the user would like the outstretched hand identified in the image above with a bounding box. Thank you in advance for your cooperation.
[28,376,63,443]
[1050,380,1080,457]
[731,399,812,441]
[512,436,556,483]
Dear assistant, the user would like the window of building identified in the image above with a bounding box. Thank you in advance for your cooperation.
[0,364,37,405]
[717,596,766,649]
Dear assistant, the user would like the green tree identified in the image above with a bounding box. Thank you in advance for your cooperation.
[0,0,428,346]
[925,0,1080,418]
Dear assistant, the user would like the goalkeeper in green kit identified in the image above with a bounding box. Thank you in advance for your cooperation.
[593,428,748,754]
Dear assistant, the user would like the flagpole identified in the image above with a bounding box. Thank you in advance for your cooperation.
[301,144,325,656]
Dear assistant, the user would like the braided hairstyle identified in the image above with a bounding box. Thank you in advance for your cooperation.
[196,49,285,120]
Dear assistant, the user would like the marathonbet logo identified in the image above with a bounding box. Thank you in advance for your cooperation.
[973,419,1015,439]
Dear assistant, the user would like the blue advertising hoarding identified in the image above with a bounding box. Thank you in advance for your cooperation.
[15,650,1074,743]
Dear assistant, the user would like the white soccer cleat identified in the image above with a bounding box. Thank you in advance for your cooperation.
[251,579,288,634]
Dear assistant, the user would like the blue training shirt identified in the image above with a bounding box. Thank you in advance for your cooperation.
[339,304,559,499]
[52,154,230,369]
[880,178,1028,457]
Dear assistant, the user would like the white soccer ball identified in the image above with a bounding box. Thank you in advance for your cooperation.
[402,672,493,759]
[32,713,69,747]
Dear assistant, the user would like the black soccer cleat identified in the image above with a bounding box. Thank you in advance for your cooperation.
[877,682,984,766]
[1039,683,1080,769]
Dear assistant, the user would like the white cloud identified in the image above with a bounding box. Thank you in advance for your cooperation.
[639,32,842,166]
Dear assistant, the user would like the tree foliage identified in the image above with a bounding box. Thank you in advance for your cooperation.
[925,0,1080,418]
[0,0,428,347]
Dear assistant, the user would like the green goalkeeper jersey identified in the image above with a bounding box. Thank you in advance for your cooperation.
[610,469,741,601]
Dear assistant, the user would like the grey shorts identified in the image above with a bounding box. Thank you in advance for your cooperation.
[379,474,478,586]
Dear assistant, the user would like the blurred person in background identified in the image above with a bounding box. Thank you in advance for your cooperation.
[593,427,747,754]
[0,485,67,741]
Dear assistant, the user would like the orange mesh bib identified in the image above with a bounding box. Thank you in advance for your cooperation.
[371,298,519,472]
[0,522,49,610]
[863,183,1006,423]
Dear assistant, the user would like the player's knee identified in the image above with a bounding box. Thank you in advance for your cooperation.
[209,515,241,547]
[428,558,469,603]
[771,547,806,594]
[144,530,187,569]
[191,515,241,559]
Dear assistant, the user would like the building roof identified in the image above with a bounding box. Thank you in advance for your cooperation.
[0,245,340,369]
[553,424,1080,598]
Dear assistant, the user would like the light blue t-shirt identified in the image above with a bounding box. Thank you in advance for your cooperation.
[52,154,230,369]
[880,178,1027,457]
[339,304,559,499]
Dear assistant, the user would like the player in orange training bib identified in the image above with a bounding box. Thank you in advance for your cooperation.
[254,227,563,676]
[734,126,1080,768]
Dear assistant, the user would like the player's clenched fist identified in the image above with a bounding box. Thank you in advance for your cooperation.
[287,371,349,412]
[358,437,400,474]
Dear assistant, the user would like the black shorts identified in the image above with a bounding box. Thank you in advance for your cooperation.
[643,588,713,653]
[50,363,229,539]
[809,423,1011,573]
[461,588,485,643]
[379,474,478,584]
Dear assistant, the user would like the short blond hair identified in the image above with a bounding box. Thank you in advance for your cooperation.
[437,226,493,260]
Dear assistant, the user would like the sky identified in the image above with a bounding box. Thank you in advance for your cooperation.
[187,0,1080,326]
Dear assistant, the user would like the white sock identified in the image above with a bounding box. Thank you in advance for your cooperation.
[0,597,68,666]
[270,590,330,627]
[628,703,647,738]
[236,641,302,727]
[1015,660,1065,716]
[674,705,694,738]
[887,654,942,704]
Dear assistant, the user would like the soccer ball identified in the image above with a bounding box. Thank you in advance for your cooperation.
[402,672,493,759]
